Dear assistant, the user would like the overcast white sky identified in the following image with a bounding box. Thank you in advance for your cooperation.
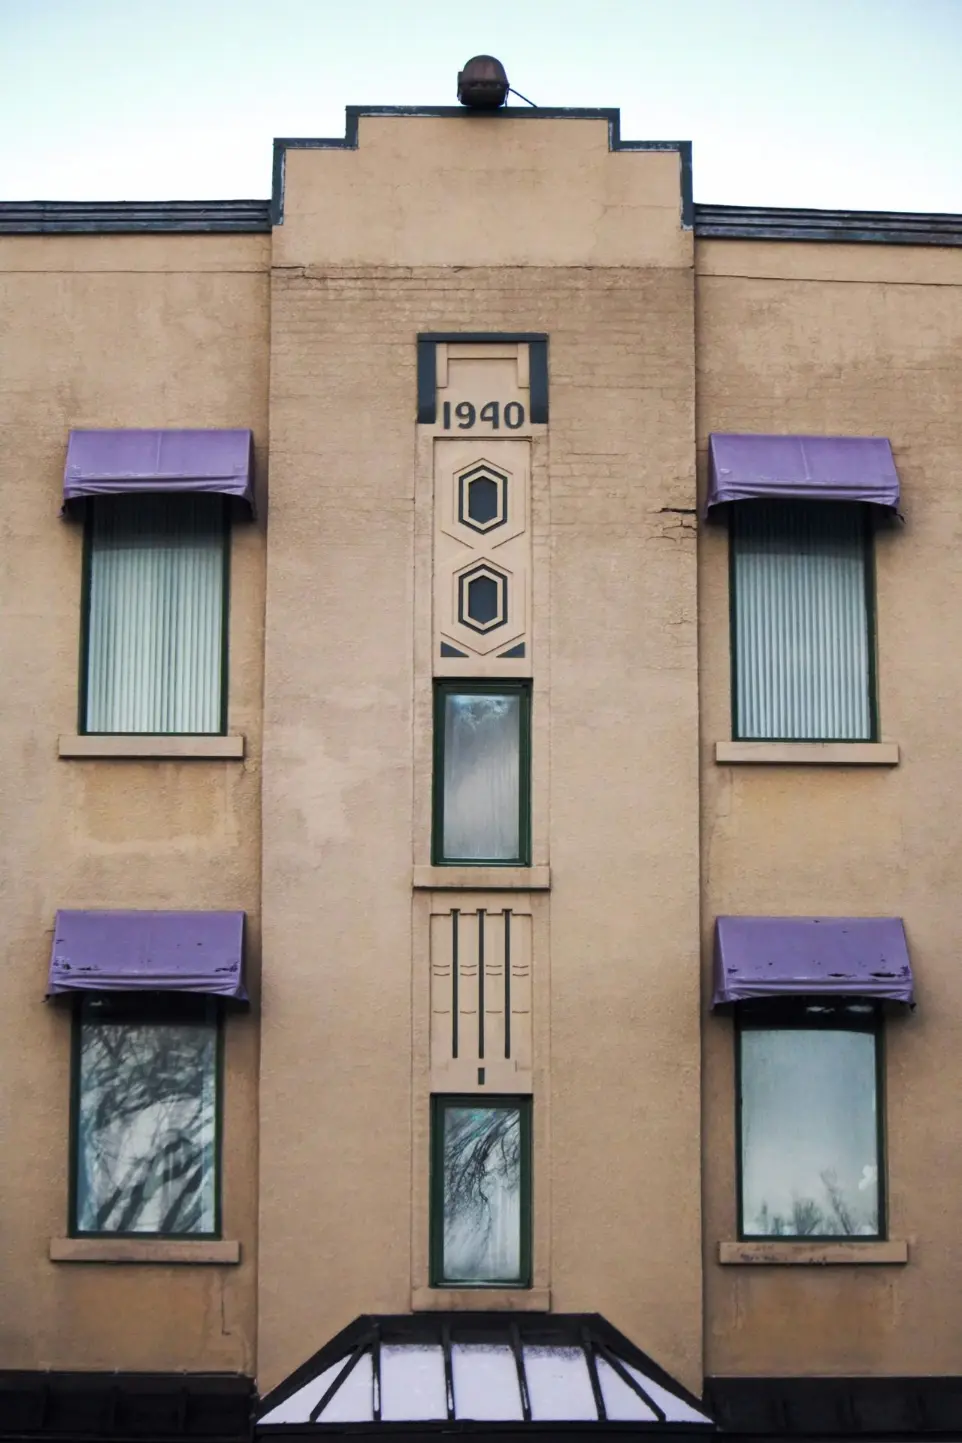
[2,0,961,212]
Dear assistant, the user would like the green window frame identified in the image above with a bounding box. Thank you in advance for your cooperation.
[729,499,878,742]
[79,494,231,736]
[69,993,222,1239]
[430,1095,532,1288]
[736,999,885,1242]
[432,681,531,866]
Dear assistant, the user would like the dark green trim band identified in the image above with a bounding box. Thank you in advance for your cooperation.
[272,111,692,228]
[417,334,549,425]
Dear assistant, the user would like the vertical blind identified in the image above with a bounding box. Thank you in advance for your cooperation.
[732,500,872,741]
[85,494,226,734]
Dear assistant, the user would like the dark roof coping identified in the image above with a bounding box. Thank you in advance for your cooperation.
[4,197,962,247]
[0,199,271,235]
[694,202,962,246]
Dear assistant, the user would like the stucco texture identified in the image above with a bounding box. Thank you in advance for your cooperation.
[697,238,962,1376]
[258,118,702,1394]
[11,109,962,1400]
[0,232,269,1373]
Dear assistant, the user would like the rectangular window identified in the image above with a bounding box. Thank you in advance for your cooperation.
[71,994,220,1237]
[430,1096,531,1287]
[731,500,875,741]
[433,682,531,865]
[82,494,229,735]
[737,1001,883,1239]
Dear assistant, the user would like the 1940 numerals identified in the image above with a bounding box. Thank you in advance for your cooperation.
[442,400,526,430]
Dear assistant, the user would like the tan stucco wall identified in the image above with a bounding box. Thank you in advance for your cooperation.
[0,232,269,1372]
[697,238,962,1376]
[9,116,962,1399]
[258,116,703,1393]
[275,115,688,269]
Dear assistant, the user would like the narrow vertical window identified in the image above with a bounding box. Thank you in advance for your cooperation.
[431,1096,531,1286]
[731,500,874,740]
[738,1001,883,1239]
[71,995,219,1237]
[433,682,530,864]
[83,494,228,734]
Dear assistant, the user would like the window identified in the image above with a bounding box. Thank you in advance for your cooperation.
[430,1096,531,1287]
[731,500,875,741]
[71,994,220,1237]
[433,682,531,865]
[737,1001,883,1239]
[82,494,229,735]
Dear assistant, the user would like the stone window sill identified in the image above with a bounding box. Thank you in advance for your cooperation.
[718,1240,907,1266]
[50,1237,241,1265]
[412,1286,550,1311]
[413,866,550,891]
[59,734,245,760]
[715,741,899,767]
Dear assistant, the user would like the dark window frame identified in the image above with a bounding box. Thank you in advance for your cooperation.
[431,680,532,866]
[68,992,224,1240]
[78,494,232,737]
[728,499,879,743]
[735,998,886,1243]
[429,1093,533,1289]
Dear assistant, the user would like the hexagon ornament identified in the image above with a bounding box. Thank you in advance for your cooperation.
[435,442,529,665]
[458,562,508,633]
[458,463,508,534]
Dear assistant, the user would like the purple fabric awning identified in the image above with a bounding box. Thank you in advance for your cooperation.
[48,910,247,1001]
[63,429,255,513]
[706,434,900,515]
[712,916,913,1009]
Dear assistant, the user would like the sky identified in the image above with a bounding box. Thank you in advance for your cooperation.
[1,0,961,212]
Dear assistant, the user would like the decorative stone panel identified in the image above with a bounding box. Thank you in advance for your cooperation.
[434,442,530,668]
[427,341,536,676]
[429,893,533,1094]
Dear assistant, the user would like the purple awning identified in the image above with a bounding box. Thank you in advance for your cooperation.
[706,434,900,515]
[48,910,247,1001]
[712,916,913,1009]
[63,429,254,513]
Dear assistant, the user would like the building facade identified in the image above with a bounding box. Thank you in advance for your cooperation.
[2,97,962,1439]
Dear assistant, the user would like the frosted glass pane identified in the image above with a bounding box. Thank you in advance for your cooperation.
[318,1354,374,1423]
[86,493,225,734]
[259,1358,370,1425]
[523,1347,597,1421]
[76,1015,216,1235]
[451,1344,523,1421]
[733,500,870,740]
[442,692,521,860]
[622,1365,713,1423]
[441,1104,522,1282]
[380,1345,446,1421]
[741,1027,879,1236]
[596,1357,658,1421]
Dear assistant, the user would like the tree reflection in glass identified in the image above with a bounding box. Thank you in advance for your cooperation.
[441,1103,523,1283]
[740,1021,879,1238]
[75,1000,216,1236]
